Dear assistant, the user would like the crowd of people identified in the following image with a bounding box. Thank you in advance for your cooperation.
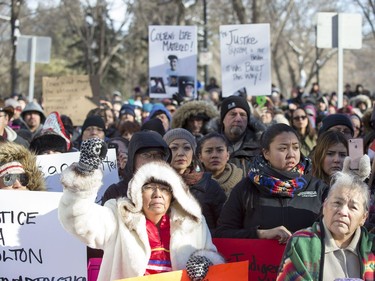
[1,80,375,280]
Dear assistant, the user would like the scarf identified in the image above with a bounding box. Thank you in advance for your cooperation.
[180,167,204,186]
[248,155,308,197]
[214,163,243,197]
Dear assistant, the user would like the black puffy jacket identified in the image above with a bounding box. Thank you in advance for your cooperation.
[214,159,329,238]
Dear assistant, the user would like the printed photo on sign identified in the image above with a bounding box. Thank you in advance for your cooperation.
[148,25,197,100]
[220,24,271,98]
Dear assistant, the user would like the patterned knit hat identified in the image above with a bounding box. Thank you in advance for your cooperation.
[163,128,197,151]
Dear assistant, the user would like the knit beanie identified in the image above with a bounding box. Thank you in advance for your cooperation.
[220,95,250,122]
[318,114,354,136]
[81,115,106,133]
[163,128,197,151]
[141,118,166,137]
[120,104,135,117]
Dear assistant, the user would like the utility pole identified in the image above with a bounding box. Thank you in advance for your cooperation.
[11,0,22,96]
[203,0,208,87]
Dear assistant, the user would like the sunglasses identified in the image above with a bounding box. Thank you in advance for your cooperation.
[293,115,307,121]
[1,173,28,187]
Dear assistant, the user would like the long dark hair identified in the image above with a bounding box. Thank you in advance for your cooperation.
[311,130,348,184]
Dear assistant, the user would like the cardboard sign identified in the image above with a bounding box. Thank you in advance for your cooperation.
[119,260,248,281]
[0,190,87,280]
[42,75,100,126]
[36,149,119,205]
[213,238,285,281]
[220,24,271,97]
[148,26,197,99]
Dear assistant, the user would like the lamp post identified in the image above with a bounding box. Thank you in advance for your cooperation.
[203,0,208,87]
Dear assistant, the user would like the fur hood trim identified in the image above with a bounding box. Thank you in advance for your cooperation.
[350,94,372,109]
[171,101,219,129]
[118,161,202,223]
[0,141,45,191]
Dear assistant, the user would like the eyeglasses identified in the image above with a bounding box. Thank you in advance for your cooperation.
[139,152,164,160]
[142,183,172,194]
[1,173,28,187]
[293,115,307,121]
[0,114,7,118]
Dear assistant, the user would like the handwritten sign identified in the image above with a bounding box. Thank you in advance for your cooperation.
[148,26,197,99]
[213,238,285,281]
[0,190,87,280]
[43,75,100,126]
[119,261,248,281]
[36,149,119,205]
[220,24,271,97]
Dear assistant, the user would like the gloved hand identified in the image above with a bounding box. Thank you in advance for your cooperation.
[186,255,213,281]
[342,155,371,181]
[76,138,108,175]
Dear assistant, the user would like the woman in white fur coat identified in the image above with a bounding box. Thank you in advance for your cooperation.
[58,138,224,281]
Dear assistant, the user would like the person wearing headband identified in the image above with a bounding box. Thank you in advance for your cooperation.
[0,141,45,191]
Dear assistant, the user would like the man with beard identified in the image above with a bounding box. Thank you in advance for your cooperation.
[220,95,265,177]
[20,101,46,139]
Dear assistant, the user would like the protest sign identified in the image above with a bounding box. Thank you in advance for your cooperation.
[0,190,87,280]
[148,26,197,100]
[220,24,271,97]
[119,260,248,281]
[213,238,285,281]
[36,148,119,205]
[43,75,100,126]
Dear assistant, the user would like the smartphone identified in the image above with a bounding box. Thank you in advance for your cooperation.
[348,138,364,170]
[108,143,119,155]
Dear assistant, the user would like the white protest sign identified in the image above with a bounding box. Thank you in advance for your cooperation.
[37,149,119,205]
[220,24,271,97]
[0,190,87,280]
[148,25,197,100]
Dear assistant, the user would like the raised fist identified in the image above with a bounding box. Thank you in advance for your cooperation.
[76,138,108,175]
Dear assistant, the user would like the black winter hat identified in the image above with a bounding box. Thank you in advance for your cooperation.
[220,95,250,122]
[318,114,354,136]
[30,133,67,155]
[141,118,166,137]
[81,115,106,133]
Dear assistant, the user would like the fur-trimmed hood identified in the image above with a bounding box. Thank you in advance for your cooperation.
[350,94,372,111]
[0,141,45,191]
[118,161,202,224]
[171,100,219,130]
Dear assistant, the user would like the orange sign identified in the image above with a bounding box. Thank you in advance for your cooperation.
[118,260,248,281]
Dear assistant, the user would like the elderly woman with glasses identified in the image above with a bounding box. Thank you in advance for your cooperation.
[277,169,375,280]
[0,141,45,191]
[59,138,224,281]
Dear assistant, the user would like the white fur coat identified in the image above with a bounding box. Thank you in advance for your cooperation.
[58,161,224,281]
